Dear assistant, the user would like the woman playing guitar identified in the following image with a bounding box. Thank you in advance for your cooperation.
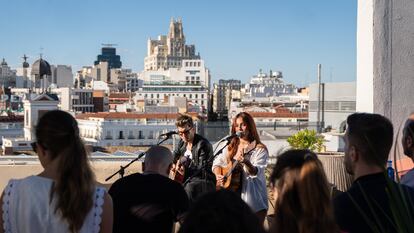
[212,112,269,225]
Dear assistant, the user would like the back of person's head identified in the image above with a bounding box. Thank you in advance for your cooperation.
[178,189,266,233]
[346,113,393,167]
[143,146,173,175]
[35,110,94,233]
[176,114,194,128]
[270,149,338,233]
[402,114,414,158]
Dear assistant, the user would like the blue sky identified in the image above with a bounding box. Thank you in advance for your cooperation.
[0,0,357,86]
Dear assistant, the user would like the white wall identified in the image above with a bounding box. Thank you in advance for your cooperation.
[357,0,414,159]
[356,0,374,113]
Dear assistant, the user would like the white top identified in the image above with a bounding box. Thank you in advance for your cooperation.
[2,176,105,233]
[401,168,414,188]
[184,149,193,160]
[212,145,269,212]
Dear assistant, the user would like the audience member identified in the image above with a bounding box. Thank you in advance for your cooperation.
[178,189,266,233]
[269,149,339,233]
[0,110,113,233]
[109,145,189,233]
[334,113,414,233]
[401,114,414,187]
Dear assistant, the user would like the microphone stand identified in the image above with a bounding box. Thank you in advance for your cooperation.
[105,135,171,182]
[182,138,231,187]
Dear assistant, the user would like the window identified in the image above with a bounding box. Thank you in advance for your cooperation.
[105,131,112,140]
[128,130,134,139]
[119,131,124,139]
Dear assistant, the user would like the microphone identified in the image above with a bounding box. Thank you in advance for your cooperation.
[220,131,244,142]
[159,131,178,138]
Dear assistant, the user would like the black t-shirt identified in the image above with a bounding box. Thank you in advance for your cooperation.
[334,172,414,233]
[109,173,189,233]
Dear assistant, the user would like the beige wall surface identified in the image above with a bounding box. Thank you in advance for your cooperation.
[0,161,142,193]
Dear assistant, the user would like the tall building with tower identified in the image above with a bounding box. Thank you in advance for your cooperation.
[0,58,17,88]
[144,17,200,71]
[138,18,210,115]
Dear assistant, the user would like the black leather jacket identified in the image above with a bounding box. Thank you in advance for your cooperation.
[172,134,215,182]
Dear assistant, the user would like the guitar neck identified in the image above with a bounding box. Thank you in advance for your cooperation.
[223,146,256,178]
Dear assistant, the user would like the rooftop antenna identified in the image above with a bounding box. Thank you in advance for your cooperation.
[101,43,118,48]
[317,64,322,133]
[39,47,44,59]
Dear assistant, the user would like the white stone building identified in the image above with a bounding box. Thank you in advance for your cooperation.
[2,93,59,154]
[76,112,200,147]
[137,59,210,114]
[245,70,297,98]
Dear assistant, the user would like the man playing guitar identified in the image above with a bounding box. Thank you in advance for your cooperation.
[171,114,216,204]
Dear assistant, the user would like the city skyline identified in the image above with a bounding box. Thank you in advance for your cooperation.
[0,0,357,86]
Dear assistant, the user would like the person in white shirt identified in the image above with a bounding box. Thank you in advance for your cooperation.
[213,112,268,225]
[0,110,113,233]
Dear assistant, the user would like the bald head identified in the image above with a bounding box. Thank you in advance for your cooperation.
[144,146,173,176]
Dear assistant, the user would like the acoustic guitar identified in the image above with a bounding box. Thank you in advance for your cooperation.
[169,156,190,183]
[216,143,256,192]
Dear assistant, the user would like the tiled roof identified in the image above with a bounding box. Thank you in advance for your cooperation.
[109,93,131,99]
[246,111,308,118]
[76,112,200,120]
[0,115,24,122]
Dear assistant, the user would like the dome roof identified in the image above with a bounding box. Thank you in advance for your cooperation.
[31,58,51,77]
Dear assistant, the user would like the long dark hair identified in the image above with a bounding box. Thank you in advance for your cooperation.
[35,110,95,233]
[227,112,265,160]
[270,149,338,233]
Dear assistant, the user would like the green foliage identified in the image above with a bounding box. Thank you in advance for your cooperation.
[287,129,324,152]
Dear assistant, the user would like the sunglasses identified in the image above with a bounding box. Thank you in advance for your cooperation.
[31,142,47,153]
[178,127,193,136]
[31,142,37,153]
